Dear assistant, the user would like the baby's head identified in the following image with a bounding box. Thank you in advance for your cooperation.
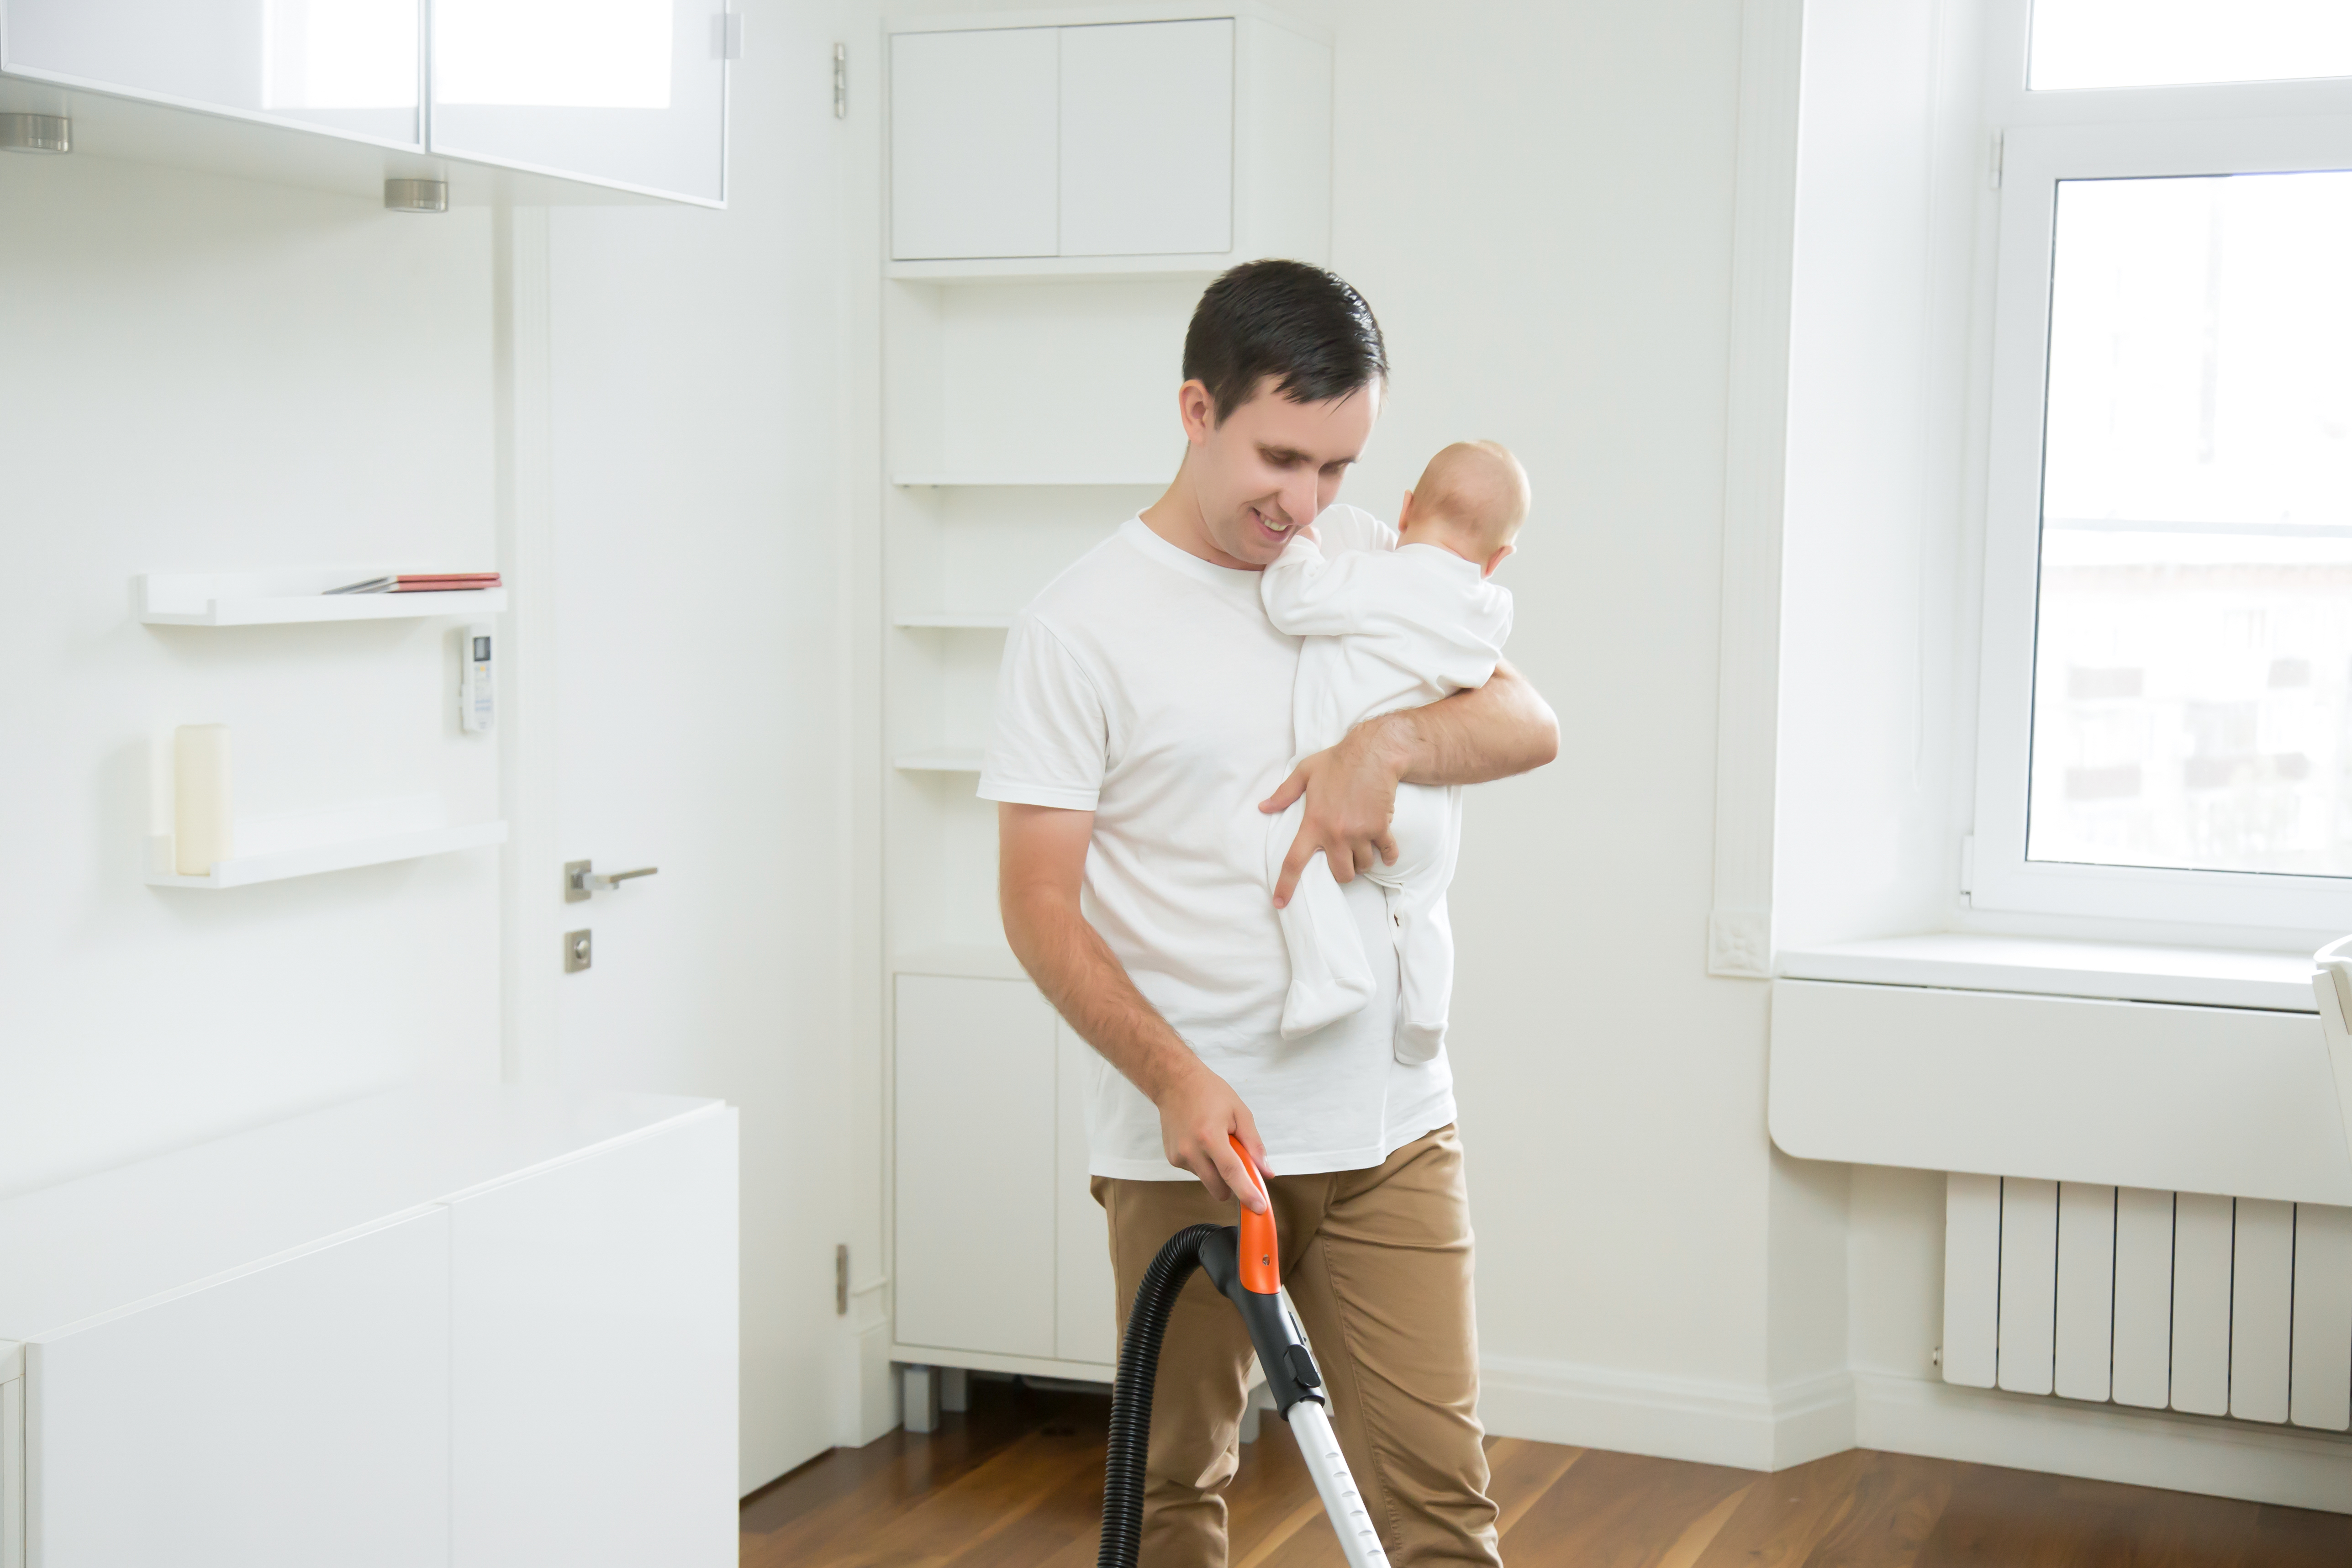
[1397,441,1529,577]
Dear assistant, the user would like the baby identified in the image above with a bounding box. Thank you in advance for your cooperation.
[1260,440,1527,1061]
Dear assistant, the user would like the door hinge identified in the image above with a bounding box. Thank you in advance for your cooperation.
[835,1244,850,1315]
[833,43,848,119]
[1958,834,1976,897]
[1989,131,2004,190]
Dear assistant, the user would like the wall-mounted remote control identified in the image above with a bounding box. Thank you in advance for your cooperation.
[461,622,495,733]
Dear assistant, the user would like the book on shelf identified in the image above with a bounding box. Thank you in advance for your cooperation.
[326,573,503,596]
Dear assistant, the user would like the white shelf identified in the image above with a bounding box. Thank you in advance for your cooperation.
[892,612,1016,630]
[885,254,1232,284]
[892,749,985,773]
[147,796,505,889]
[138,571,505,627]
[895,942,1028,982]
[891,475,1163,488]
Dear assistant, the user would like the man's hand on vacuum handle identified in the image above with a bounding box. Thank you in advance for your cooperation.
[1153,1057,1270,1209]
[999,802,1271,1212]
[1260,659,1561,907]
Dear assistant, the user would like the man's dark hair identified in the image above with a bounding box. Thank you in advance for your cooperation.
[1182,259,1389,423]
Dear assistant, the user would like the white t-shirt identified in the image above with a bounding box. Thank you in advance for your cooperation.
[978,507,1458,1180]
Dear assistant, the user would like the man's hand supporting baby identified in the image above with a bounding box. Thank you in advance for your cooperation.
[1259,660,1560,908]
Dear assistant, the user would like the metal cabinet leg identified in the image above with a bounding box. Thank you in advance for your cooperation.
[902,1364,939,1434]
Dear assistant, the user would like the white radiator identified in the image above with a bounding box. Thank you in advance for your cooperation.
[1943,1173,2352,1431]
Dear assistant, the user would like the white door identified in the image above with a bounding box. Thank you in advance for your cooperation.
[1059,20,1235,257]
[894,975,1058,1357]
[1055,1019,1118,1364]
[430,0,729,201]
[450,1112,737,1568]
[30,1213,450,1568]
[891,27,1061,259]
[527,135,857,1487]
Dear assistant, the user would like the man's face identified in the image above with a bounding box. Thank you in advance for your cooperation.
[1179,376,1381,568]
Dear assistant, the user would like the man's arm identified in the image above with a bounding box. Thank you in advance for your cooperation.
[997,802,1269,1209]
[1261,659,1559,905]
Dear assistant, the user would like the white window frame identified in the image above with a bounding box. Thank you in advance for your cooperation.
[1970,13,2352,933]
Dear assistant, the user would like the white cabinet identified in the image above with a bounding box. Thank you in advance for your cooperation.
[0,0,728,204]
[1060,21,1234,258]
[895,974,1059,1357]
[450,1114,737,1568]
[0,1088,736,1568]
[887,6,1330,276]
[2,0,423,146]
[893,975,1121,1374]
[429,0,730,204]
[33,1211,451,1568]
[1055,1020,1119,1364]
[889,27,1061,261]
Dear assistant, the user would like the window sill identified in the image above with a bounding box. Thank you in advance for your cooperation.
[1777,933,2320,1014]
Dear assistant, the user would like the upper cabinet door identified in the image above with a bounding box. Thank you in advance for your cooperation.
[1059,20,1233,258]
[2,0,422,147]
[429,0,728,204]
[890,27,1060,261]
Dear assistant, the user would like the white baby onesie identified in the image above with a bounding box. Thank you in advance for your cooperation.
[1260,529,1513,1061]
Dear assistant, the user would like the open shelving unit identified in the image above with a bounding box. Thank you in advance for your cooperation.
[146,796,504,890]
[891,749,985,774]
[891,612,1015,630]
[891,474,1168,488]
[137,571,505,627]
[877,0,1334,1389]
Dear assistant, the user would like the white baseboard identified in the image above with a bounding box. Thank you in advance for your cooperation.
[1853,1371,2352,1515]
[1478,1359,2352,1513]
[1477,1356,1851,1472]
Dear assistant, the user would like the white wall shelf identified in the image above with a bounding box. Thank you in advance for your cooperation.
[884,257,1234,285]
[891,475,1164,488]
[892,613,1015,630]
[892,750,984,774]
[895,942,1028,982]
[147,796,505,889]
[137,572,505,627]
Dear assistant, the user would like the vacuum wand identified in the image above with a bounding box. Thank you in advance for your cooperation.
[1097,1137,1391,1568]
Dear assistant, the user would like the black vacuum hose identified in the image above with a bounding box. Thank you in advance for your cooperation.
[1099,1223,1223,1568]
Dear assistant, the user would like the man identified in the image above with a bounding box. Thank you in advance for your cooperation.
[980,261,1557,1566]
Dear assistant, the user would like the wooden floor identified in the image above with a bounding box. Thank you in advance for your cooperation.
[739,1377,2352,1567]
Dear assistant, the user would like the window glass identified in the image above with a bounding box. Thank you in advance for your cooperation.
[2029,170,2352,878]
[2030,0,2352,91]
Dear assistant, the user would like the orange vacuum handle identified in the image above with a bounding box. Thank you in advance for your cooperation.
[1229,1135,1279,1295]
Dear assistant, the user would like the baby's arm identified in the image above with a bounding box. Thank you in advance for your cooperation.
[1259,535,1390,637]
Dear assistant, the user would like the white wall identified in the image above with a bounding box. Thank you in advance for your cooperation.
[1324,0,1796,1424]
[0,152,502,1197]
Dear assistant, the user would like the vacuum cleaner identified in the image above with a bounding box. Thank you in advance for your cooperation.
[1098,1137,1392,1568]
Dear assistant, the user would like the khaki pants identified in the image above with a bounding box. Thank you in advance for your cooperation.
[1094,1125,1502,1567]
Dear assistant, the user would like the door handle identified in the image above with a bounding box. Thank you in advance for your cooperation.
[564,859,659,903]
